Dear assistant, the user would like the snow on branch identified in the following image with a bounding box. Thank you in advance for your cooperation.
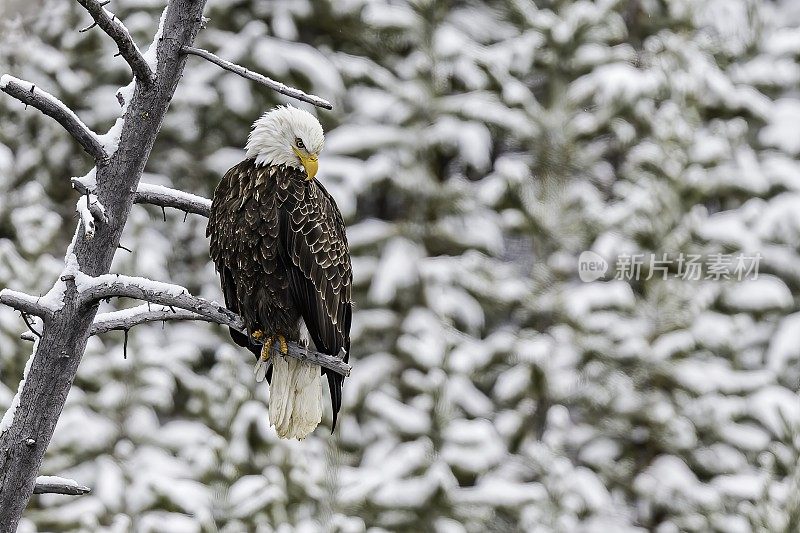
[0,289,52,319]
[0,75,107,161]
[76,194,108,240]
[33,476,91,496]
[76,0,155,88]
[182,46,333,110]
[77,275,351,376]
[135,183,211,218]
[93,304,214,335]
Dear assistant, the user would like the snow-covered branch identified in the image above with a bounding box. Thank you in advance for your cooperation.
[33,476,91,496]
[134,183,212,218]
[76,194,107,240]
[78,275,241,325]
[77,275,351,376]
[0,75,107,161]
[76,0,155,88]
[0,289,52,319]
[182,46,333,110]
[92,304,214,335]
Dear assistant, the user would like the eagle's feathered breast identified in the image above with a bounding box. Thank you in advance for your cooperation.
[207,158,352,422]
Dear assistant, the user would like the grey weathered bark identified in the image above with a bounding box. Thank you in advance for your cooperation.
[0,0,337,528]
[0,1,208,529]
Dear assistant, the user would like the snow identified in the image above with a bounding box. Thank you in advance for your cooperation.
[759,98,800,154]
[76,195,96,239]
[0,339,38,435]
[35,475,82,488]
[721,275,793,311]
[765,312,800,371]
[96,117,125,156]
[454,479,546,506]
[142,7,168,71]
[73,167,97,191]
[366,391,430,435]
[634,456,721,509]
[74,273,189,299]
[368,237,423,305]
[137,182,211,208]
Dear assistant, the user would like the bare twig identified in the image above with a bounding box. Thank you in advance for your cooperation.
[33,477,91,496]
[0,76,107,161]
[182,46,333,110]
[76,0,155,88]
[77,275,351,376]
[0,289,52,319]
[70,176,92,196]
[134,182,212,217]
[20,313,42,339]
[78,21,97,33]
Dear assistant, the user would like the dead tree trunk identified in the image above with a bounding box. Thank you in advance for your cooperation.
[0,1,340,529]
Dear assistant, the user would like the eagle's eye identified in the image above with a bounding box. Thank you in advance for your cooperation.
[295,138,305,150]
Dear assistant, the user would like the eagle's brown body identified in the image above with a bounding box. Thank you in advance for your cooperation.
[207,158,352,425]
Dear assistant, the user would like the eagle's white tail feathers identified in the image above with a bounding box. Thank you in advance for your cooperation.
[268,356,323,439]
[267,321,323,439]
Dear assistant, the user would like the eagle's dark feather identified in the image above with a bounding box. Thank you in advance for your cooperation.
[206,159,352,428]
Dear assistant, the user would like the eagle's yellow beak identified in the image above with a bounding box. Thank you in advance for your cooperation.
[293,147,319,180]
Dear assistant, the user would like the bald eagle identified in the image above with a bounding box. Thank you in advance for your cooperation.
[207,106,352,439]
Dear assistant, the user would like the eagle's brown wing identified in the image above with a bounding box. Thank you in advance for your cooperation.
[207,160,270,358]
[280,179,352,428]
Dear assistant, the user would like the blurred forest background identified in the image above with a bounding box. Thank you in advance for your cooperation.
[1,0,800,531]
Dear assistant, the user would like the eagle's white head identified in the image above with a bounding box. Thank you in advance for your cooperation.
[245,105,325,179]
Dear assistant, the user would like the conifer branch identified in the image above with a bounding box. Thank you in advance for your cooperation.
[182,46,333,109]
[0,76,107,161]
[75,0,155,88]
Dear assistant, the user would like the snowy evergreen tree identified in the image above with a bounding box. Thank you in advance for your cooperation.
[1,0,799,531]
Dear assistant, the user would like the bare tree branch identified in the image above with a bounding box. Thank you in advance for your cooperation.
[90,304,214,334]
[21,306,206,342]
[0,76,107,161]
[182,46,333,110]
[33,476,91,496]
[134,182,211,217]
[75,0,155,88]
[0,290,52,319]
[77,275,351,376]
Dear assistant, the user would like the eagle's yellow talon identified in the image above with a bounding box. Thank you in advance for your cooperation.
[278,334,288,356]
[252,329,265,341]
[260,336,273,362]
